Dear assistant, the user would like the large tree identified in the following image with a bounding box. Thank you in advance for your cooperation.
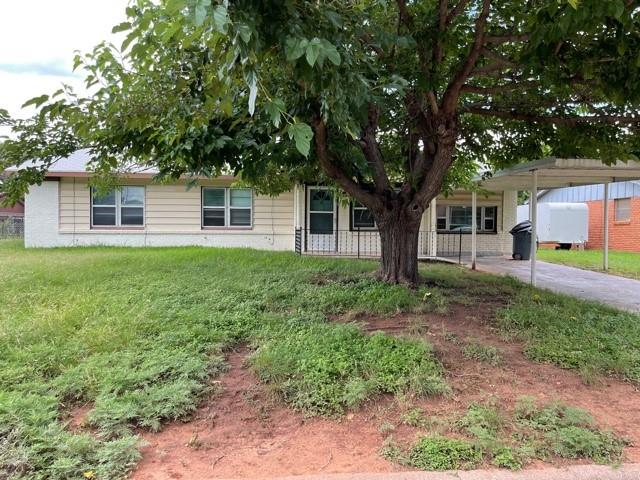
[2,0,640,284]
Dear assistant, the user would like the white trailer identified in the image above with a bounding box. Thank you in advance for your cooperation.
[517,202,588,247]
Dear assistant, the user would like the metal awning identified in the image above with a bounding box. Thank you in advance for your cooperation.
[468,158,640,287]
[475,157,640,191]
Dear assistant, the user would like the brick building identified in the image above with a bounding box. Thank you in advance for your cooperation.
[0,193,24,221]
[537,181,640,252]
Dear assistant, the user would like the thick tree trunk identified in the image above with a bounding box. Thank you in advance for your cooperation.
[377,210,422,285]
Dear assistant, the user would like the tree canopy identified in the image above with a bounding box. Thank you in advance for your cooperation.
[2,0,640,282]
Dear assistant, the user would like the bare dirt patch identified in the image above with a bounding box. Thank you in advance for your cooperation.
[129,347,405,480]
[359,305,640,465]
[130,305,639,479]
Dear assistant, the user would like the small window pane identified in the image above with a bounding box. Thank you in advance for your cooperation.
[437,218,447,230]
[230,208,251,226]
[230,189,251,207]
[121,186,144,206]
[310,212,333,234]
[449,206,472,230]
[353,208,375,228]
[203,188,225,207]
[93,206,116,226]
[310,189,333,212]
[121,207,144,226]
[203,208,225,226]
[93,189,116,206]
[484,207,497,231]
[615,198,631,222]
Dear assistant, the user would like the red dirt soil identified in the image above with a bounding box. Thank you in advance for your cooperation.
[129,306,640,480]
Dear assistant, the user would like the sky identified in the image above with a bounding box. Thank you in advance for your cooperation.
[0,0,130,136]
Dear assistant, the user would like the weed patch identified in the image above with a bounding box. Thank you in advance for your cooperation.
[462,342,504,366]
[251,323,447,415]
[388,399,626,472]
[408,436,483,470]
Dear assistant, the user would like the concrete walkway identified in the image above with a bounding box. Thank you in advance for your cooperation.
[219,464,640,480]
[473,256,640,313]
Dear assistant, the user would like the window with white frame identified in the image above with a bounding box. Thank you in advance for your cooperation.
[437,205,497,232]
[91,186,144,227]
[351,201,375,229]
[615,198,631,222]
[202,187,252,227]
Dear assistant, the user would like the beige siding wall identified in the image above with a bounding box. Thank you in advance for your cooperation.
[58,178,294,235]
[53,178,516,256]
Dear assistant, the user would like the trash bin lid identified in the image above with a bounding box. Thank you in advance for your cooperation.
[510,220,532,234]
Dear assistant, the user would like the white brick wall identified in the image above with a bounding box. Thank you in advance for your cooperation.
[24,182,293,250]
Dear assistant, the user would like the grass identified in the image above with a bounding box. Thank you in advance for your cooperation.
[0,240,639,478]
[388,399,626,472]
[0,241,444,479]
[537,248,640,280]
[462,342,504,366]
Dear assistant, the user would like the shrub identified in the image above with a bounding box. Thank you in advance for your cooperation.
[408,436,483,471]
[457,402,505,441]
[545,427,626,463]
[491,446,523,470]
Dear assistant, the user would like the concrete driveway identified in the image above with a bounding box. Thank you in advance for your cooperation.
[472,256,640,313]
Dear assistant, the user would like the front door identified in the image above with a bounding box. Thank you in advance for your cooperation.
[306,187,335,252]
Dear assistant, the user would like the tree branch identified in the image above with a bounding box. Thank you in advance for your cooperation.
[484,33,529,44]
[433,0,448,64]
[396,0,439,115]
[360,103,392,194]
[441,0,492,114]
[311,117,382,211]
[462,106,640,125]
[461,81,540,94]
[446,0,471,26]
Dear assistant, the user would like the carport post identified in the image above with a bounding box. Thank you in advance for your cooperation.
[603,181,609,271]
[530,170,538,286]
[471,190,477,270]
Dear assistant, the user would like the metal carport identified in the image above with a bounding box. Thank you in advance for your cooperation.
[472,157,640,286]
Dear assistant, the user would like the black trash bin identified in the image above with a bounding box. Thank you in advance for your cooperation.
[510,220,532,260]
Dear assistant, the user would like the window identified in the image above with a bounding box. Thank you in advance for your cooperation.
[308,188,334,234]
[202,187,252,227]
[615,198,631,222]
[436,205,447,230]
[351,201,375,229]
[91,186,144,227]
[437,205,497,232]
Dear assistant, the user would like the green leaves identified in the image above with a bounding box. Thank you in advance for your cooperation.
[305,38,322,66]
[111,22,131,34]
[192,0,210,27]
[245,70,258,116]
[21,95,49,109]
[265,98,285,128]
[320,39,341,66]
[285,37,341,67]
[284,37,307,62]
[287,122,313,157]
[212,4,229,32]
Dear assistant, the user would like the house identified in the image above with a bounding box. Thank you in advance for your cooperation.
[15,150,518,257]
[537,181,640,252]
[0,194,24,221]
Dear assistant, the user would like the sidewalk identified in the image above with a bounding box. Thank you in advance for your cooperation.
[219,464,640,480]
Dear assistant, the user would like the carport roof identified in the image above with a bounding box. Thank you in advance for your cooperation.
[475,157,640,191]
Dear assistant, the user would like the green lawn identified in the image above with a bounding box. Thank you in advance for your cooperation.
[1,240,638,479]
[537,248,640,280]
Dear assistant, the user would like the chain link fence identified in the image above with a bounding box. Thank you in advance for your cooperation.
[0,217,24,239]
